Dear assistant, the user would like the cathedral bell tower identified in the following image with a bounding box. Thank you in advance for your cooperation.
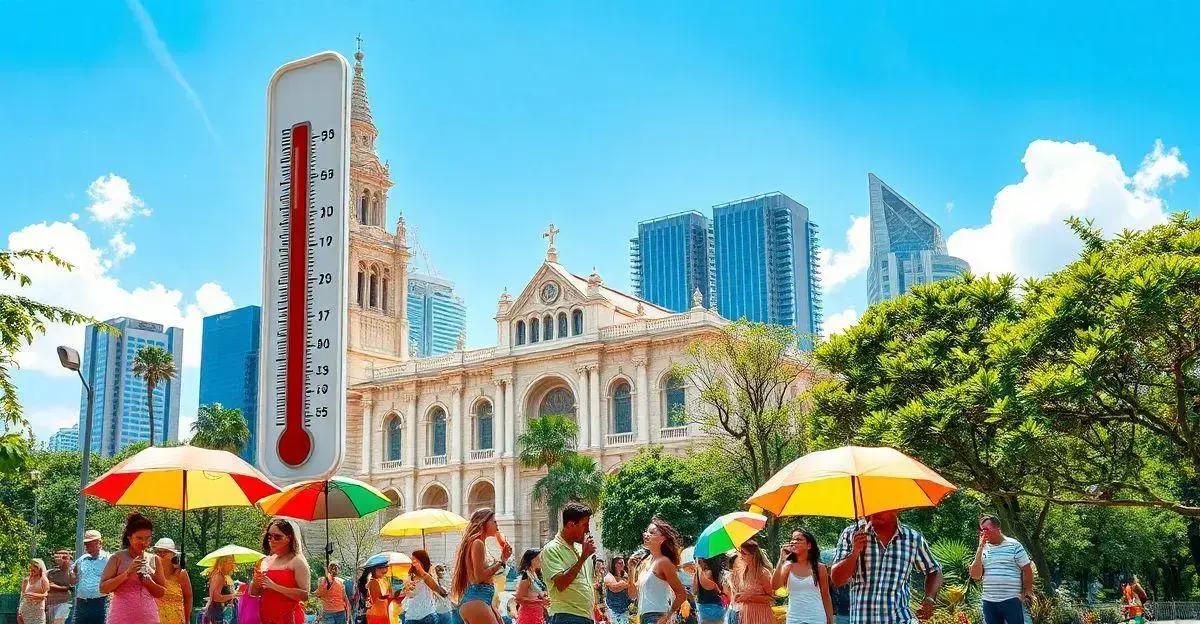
[346,41,410,385]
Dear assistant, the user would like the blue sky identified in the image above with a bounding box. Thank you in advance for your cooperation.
[2,1,1197,442]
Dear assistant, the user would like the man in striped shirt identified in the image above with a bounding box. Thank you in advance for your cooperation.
[969,515,1033,624]
[832,511,942,624]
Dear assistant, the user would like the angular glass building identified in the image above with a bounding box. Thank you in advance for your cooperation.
[408,274,467,357]
[198,305,261,462]
[866,173,970,304]
[629,211,715,312]
[47,425,79,452]
[712,192,823,349]
[78,317,184,457]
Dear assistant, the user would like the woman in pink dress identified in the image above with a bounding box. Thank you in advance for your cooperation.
[251,518,311,624]
[99,512,166,623]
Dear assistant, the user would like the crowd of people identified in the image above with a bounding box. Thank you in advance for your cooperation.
[15,506,1050,624]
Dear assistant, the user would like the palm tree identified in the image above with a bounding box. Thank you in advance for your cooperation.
[190,403,251,546]
[518,414,583,532]
[1,249,95,471]
[532,453,603,532]
[517,414,577,469]
[131,345,177,447]
[191,403,251,454]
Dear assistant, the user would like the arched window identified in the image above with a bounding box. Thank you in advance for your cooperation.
[382,274,389,313]
[369,270,379,308]
[475,401,494,450]
[515,321,526,345]
[359,190,369,224]
[421,484,449,511]
[612,382,632,434]
[371,193,381,226]
[558,313,568,338]
[385,415,402,462]
[543,315,554,340]
[572,309,583,335]
[531,318,540,343]
[430,408,447,457]
[356,269,364,306]
[539,387,576,418]
[665,376,686,427]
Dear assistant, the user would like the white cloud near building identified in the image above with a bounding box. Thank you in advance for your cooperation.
[822,306,859,337]
[85,174,149,223]
[947,139,1188,278]
[818,215,870,291]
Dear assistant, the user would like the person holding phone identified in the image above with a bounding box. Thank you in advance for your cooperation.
[99,512,166,622]
[407,550,451,624]
[627,518,687,624]
[773,530,832,624]
[831,512,942,624]
[693,556,726,624]
[541,502,598,624]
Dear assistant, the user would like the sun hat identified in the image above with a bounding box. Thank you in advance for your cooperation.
[153,537,179,554]
[83,530,102,543]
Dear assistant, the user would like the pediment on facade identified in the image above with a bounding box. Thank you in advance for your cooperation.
[505,262,591,319]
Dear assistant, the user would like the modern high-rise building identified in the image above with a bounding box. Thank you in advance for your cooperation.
[77,317,184,457]
[629,211,715,313]
[866,173,970,304]
[407,274,467,357]
[198,305,261,462]
[46,425,79,452]
[712,192,823,348]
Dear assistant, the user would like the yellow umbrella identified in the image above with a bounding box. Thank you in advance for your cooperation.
[380,508,468,548]
[197,544,265,568]
[747,446,956,518]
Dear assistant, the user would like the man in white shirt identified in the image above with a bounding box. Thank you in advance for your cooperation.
[969,515,1033,624]
[73,530,111,624]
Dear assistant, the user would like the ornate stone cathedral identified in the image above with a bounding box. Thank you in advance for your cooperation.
[336,46,807,561]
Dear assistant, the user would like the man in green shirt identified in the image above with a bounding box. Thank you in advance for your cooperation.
[542,502,598,624]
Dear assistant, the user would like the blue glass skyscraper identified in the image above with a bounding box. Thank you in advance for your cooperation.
[712,192,823,348]
[408,274,467,357]
[198,305,261,462]
[78,317,184,457]
[47,425,79,452]
[867,173,970,304]
[630,211,715,312]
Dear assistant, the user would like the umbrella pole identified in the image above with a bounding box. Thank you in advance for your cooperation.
[181,470,188,569]
[851,474,860,522]
[422,529,427,551]
[325,480,332,569]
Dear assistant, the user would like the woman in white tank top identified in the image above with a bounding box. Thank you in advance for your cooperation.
[771,530,832,624]
[628,518,688,624]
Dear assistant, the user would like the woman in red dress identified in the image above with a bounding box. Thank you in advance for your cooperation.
[250,518,311,624]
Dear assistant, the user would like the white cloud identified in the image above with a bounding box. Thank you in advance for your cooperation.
[109,231,136,259]
[945,201,955,213]
[28,405,80,445]
[69,213,79,222]
[86,174,148,223]
[126,0,217,139]
[2,219,234,435]
[822,307,859,337]
[947,139,1188,278]
[818,215,870,291]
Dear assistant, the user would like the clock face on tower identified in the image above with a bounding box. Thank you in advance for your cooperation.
[540,281,560,304]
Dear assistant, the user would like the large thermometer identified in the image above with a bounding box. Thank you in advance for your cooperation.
[259,52,349,482]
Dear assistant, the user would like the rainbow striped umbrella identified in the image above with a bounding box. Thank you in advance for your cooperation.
[257,476,391,521]
[693,512,768,559]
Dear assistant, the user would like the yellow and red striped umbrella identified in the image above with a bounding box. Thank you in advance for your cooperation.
[84,445,279,510]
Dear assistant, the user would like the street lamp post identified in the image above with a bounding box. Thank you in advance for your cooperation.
[29,469,41,557]
[58,345,94,557]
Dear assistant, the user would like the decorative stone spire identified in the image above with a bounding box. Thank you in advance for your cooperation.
[587,268,602,296]
[543,223,560,262]
[456,331,466,351]
[351,38,374,126]
[691,287,704,310]
[395,213,407,243]
[497,287,512,315]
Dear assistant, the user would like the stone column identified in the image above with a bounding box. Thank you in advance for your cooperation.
[504,379,516,457]
[451,471,463,516]
[588,365,601,449]
[404,471,416,513]
[504,463,516,521]
[404,391,418,467]
[449,384,463,463]
[635,357,650,443]
[493,463,505,516]
[575,366,590,448]
[360,397,374,475]
[493,379,506,456]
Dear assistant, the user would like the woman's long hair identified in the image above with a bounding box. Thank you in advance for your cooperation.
[737,540,771,587]
[121,511,154,549]
[358,564,385,608]
[796,529,822,590]
[261,518,299,556]
[411,549,433,575]
[698,555,725,593]
[451,508,496,601]
[28,558,48,581]
[608,555,627,580]
[650,516,683,566]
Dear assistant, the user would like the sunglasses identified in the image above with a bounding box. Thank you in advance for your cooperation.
[267,533,288,542]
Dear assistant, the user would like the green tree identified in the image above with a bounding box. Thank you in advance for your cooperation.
[599,447,724,554]
[0,249,96,471]
[518,414,579,532]
[534,453,603,532]
[131,345,177,447]
[672,320,816,548]
[807,272,1062,585]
